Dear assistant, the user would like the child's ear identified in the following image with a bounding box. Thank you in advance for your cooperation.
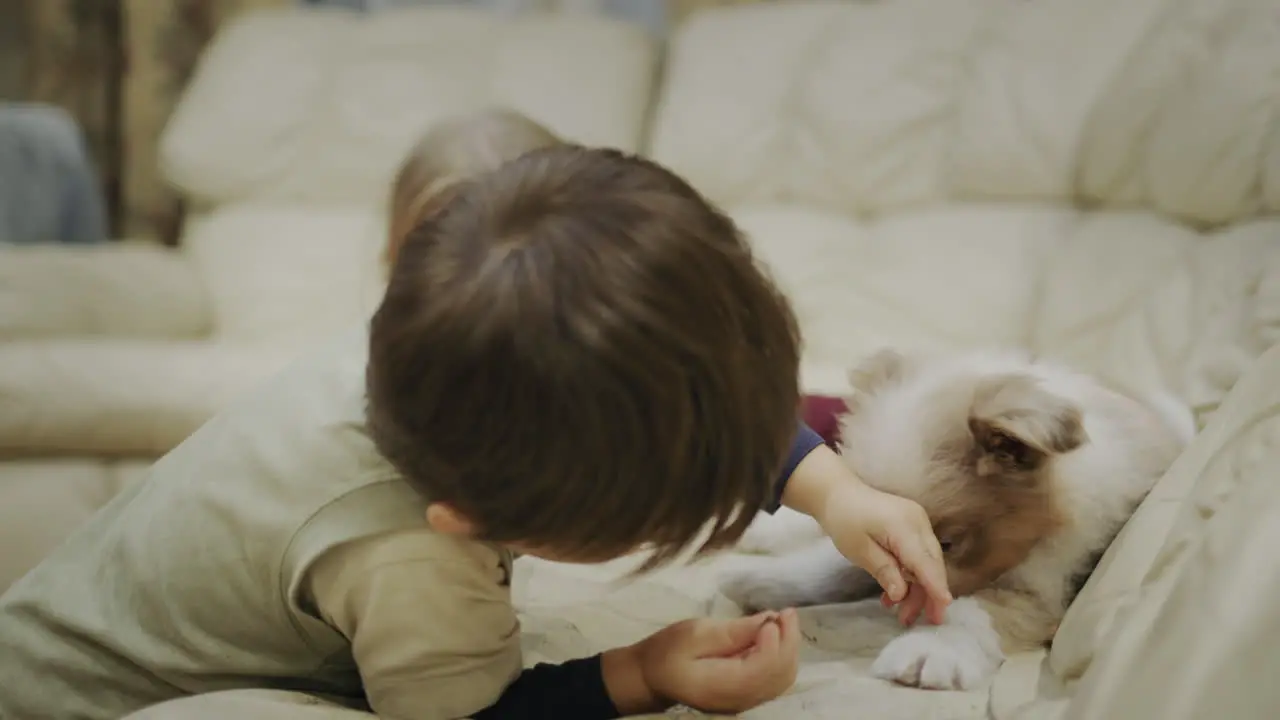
[425,503,477,536]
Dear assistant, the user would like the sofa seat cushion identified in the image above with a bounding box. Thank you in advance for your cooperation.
[0,242,212,339]
[0,340,298,455]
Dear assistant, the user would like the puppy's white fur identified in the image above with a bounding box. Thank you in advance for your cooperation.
[721,348,1191,690]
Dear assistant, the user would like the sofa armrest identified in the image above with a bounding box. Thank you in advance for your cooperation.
[0,339,296,455]
[1005,342,1280,720]
[1064,342,1280,718]
[0,243,214,339]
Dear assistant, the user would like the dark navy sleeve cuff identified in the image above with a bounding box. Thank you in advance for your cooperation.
[471,654,619,720]
[765,421,825,513]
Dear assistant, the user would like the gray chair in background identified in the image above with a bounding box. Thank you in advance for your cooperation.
[0,103,109,246]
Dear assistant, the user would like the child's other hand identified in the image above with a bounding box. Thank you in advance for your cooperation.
[604,611,800,715]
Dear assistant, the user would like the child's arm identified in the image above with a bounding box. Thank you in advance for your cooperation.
[307,530,657,720]
[477,611,801,718]
[764,422,826,513]
[306,531,800,719]
[773,433,953,624]
[471,653,649,719]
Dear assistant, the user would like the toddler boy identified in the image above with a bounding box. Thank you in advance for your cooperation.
[0,146,948,719]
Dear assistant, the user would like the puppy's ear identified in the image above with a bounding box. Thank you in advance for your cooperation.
[969,373,1087,473]
[847,348,906,395]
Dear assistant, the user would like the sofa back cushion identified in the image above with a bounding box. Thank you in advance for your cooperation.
[652,0,1280,417]
[733,198,1280,418]
[1031,216,1280,421]
[648,0,1280,225]
[183,204,387,345]
[163,5,658,344]
[160,6,657,208]
[731,203,1071,394]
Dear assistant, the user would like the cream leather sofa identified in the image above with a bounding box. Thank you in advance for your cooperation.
[4,1,1280,718]
[0,6,658,590]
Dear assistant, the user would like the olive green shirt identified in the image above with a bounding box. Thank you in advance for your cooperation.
[0,328,520,720]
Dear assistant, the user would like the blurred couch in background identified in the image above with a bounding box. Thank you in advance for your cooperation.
[2,1,1279,718]
[3,0,777,243]
[0,0,658,594]
[9,0,291,243]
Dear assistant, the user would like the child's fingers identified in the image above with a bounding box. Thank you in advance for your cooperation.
[759,609,800,697]
[774,608,801,660]
[701,611,799,707]
[700,613,775,657]
[862,543,910,602]
[896,584,926,626]
[757,615,783,654]
[897,536,952,623]
[734,614,794,691]
[925,595,951,625]
[738,616,781,662]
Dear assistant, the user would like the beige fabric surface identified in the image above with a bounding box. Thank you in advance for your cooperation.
[1004,340,1280,719]
[1050,340,1280,690]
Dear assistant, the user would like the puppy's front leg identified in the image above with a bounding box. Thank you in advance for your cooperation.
[870,597,1004,691]
[735,506,825,555]
[973,588,1060,653]
[869,587,1057,690]
[720,539,880,611]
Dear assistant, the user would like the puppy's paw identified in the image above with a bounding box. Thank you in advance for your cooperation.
[870,599,1003,691]
[870,630,999,690]
[719,561,797,613]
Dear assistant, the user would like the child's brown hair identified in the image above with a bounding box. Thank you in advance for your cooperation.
[367,145,802,568]
[385,108,563,266]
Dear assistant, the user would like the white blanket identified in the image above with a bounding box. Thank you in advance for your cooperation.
[516,553,989,719]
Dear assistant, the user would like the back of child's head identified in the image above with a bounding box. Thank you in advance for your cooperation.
[367,145,802,568]
[386,108,563,265]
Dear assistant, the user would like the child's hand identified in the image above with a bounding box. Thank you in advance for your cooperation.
[603,611,801,715]
[783,444,952,625]
[817,481,951,625]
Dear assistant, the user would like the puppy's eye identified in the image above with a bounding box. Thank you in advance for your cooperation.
[991,434,1019,454]
[939,539,953,553]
